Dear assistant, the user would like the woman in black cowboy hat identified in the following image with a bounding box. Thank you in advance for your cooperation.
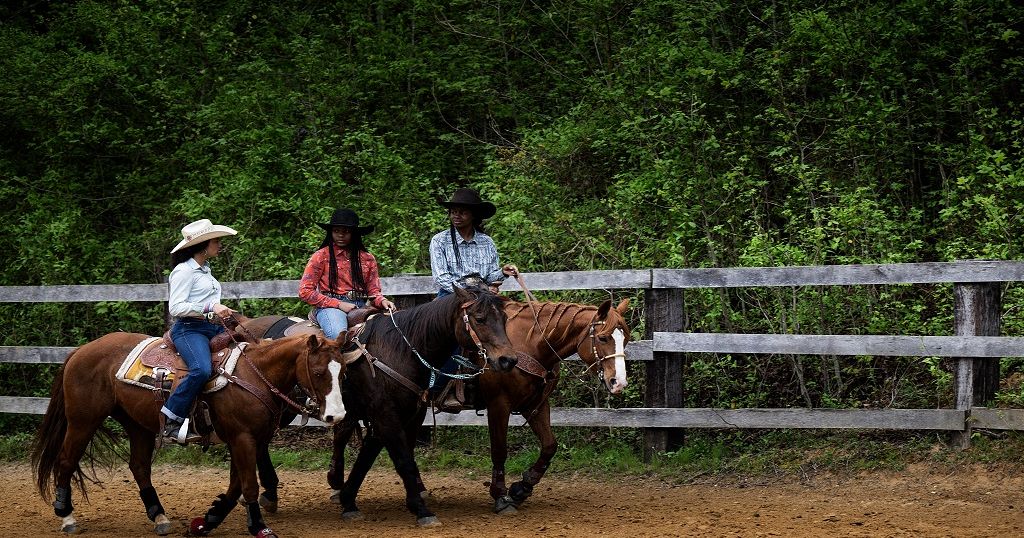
[298,208,395,340]
[429,187,518,297]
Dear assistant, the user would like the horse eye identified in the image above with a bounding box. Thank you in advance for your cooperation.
[598,336,609,343]
[474,315,487,323]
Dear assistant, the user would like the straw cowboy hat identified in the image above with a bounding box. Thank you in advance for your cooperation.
[438,187,496,220]
[170,219,238,253]
[317,208,375,235]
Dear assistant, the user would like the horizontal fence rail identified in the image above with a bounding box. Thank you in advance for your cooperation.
[0,341,653,365]
[0,397,981,432]
[5,261,1024,452]
[654,333,1024,358]
[652,260,1024,288]
[0,270,654,303]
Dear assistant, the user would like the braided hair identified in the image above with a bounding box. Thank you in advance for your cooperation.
[448,208,487,270]
[319,228,367,294]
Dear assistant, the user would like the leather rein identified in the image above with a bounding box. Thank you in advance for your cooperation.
[223,316,321,422]
[512,274,624,421]
[350,301,492,399]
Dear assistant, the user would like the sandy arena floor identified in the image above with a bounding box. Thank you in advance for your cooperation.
[3,462,1023,537]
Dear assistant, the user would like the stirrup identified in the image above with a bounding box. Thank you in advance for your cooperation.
[163,418,201,445]
[435,384,464,414]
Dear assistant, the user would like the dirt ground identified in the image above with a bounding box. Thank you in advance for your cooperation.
[3,462,1023,537]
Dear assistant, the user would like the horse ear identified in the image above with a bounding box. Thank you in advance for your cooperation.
[306,334,321,351]
[597,299,612,318]
[454,286,474,302]
[616,298,630,314]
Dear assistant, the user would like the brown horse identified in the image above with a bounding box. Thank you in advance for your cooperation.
[325,286,518,526]
[31,331,349,537]
[484,298,631,513]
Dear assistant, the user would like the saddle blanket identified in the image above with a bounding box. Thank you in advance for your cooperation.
[115,336,246,393]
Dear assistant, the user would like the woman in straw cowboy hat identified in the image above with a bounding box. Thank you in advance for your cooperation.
[162,218,238,442]
[429,187,518,297]
[298,208,396,340]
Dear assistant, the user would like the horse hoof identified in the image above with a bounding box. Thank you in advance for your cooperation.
[60,524,81,535]
[494,495,518,515]
[258,493,278,514]
[154,521,172,535]
[341,510,364,522]
[416,516,441,527]
[189,516,211,536]
[255,528,278,538]
[329,489,341,504]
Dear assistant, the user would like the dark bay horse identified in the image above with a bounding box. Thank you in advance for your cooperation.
[324,297,631,516]
[32,331,349,537]
[484,298,631,514]
[326,286,518,526]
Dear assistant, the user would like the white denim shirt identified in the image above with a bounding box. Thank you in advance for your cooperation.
[429,228,504,293]
[168,258,222,320]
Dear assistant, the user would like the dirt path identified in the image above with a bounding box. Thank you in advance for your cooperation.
[4,462,1023,537]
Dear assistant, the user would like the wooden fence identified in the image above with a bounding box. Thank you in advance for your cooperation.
[3,260,1024,458]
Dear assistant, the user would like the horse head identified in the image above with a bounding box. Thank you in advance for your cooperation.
[295,334,359,425]
[454,286,518,372]
[581,298,631,395]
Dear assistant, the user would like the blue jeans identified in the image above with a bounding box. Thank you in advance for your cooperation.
[315,299,366,340]
[162,318,224,421]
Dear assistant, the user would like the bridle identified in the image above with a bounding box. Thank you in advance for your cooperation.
[382,299,492,392]
[459,300,493,365]
[580,315,626,376]
[512,272,624,377]
[225,315,323,420]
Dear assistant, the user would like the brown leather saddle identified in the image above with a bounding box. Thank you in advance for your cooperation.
[138,330,238,375]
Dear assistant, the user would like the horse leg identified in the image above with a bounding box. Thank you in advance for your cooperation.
[327,420,355,503]
[381,433,438,527]
[256,442,279,513]
[338,432,384,521]
[403,420,429,499]
[123,421,172,535]
[52,414,108,534]
[233,438,278,537]
[508,401,556,508]
[487,400,516,514]
[189,456,243,536]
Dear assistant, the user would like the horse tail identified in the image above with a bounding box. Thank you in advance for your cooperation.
[31,353,81,502]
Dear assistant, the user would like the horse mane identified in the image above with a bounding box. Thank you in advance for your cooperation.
[360,288,503,366]
[505,301,599,343]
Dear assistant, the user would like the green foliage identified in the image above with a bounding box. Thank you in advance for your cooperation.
[2,0,1024,434]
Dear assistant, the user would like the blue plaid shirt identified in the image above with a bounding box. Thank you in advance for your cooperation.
[429,228,505,293]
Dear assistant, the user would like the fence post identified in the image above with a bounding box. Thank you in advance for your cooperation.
[643,287,685,461]
[952,282,1002,449]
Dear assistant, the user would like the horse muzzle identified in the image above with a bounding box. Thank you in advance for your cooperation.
[607,377,627,395]
[495,353,518,372]
[321,409,346,425]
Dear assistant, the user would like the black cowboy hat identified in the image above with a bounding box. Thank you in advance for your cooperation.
[437,187,496,220]
[317,208,375,235]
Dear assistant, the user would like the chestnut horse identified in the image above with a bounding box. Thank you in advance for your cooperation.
[484,298,631,513]
[325,286,518,526]
[31,331,349,537]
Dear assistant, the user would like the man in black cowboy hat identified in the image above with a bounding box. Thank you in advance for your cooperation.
[428,188,518,413]
[429,187,518,296]
[299,208,395,340]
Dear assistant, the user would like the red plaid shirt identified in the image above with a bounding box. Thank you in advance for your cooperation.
[298,245,386,309]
